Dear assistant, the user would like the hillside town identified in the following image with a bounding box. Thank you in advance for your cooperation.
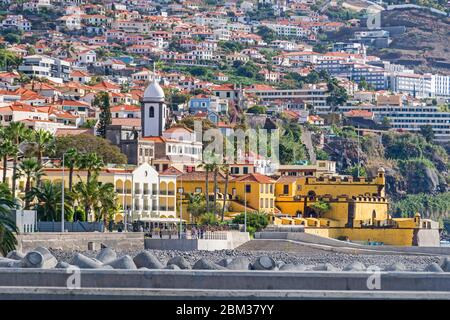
[1,0,450,302]
[0,0,448,250]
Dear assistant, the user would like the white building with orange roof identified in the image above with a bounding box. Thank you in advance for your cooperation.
[0,102,48,125]
[70,70,92,83]
[110,104,140,119]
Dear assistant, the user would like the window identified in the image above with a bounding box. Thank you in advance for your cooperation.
[283,185,289,194]
[260,198,264,208]
[195,187,202,193]
[243,167,248,174]
[149,106,154,118]
[245,184,251,193]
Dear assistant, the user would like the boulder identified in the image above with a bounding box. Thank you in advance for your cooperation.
[343,262,366,272]
[226,257,251,270]
[96,247,117,264]
[133,251,164,269]
[0,257,24,268]
[105,255,137,270]
[313,263,339,271]
[193,258,227,270]
[55,261,76,269]
[23,247,57,269]
[167,256,191,269]
[6,250,25,261]
[279,264,308,271]
[385,262,406,272]
[217,258,233,267]
[424,262,444,273]
[70,253,104,269]
[165,264,181,270]
[252,256,276,270]
[439,257,450,272]
[276,260,286,269]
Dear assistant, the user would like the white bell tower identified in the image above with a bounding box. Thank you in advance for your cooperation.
[141,78,167,137]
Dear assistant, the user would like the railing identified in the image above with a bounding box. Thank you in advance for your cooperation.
[147,230,229,240]
[264,225,305,232]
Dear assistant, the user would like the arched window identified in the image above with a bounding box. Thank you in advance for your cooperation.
[149,106,154,118]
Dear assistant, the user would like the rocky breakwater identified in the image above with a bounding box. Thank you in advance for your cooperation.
[1,247,450,273]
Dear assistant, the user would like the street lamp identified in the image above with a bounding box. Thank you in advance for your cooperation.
[244,184,247,233]
[179,172,183,239]
[61,153,66,233]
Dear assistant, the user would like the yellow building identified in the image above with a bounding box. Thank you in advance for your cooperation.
[27,163,178,223]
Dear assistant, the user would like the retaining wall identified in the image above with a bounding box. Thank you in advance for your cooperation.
[16,232,145,252]
[255,232,450,255]
[144,231,250,251]
[1,268,450,292]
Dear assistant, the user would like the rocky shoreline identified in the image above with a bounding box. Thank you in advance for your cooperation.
[49,248,443,271]
[1,246,448,272]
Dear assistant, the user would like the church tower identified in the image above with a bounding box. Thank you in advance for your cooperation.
[141,78,167,137]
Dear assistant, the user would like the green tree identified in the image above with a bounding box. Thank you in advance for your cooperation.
[0,194,17,255]
[256,26,277,43]
[187,193,208,222]
[0,128,16,184]
[4,33,20,44]
[232,212,269,235]
[309,200,331,217]
[64,148,78,192]
[420,125,435,143]
[0,49,22,71]
[27,181,64,221]
[246,105,267,114]
[345,164,367,178]
[17,157,44,208]
[326,77,348,108]
[77,152,104,183]
[94,92,112,138]
[30,129,55,167]
[4,122,30,198]
[54,134,127,164]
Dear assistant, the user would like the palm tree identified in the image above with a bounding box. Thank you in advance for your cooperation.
[96,182,117,227]
[0,195,17,256]
[17,157,44,209]
[187,193,207,223]
[27,181,62,221]
[71,174,101,221]
[221,163,230,222]
[0,130,16,184]
[30,129,55,168]
[78,152,104,182]
[212,162,219,216]
[64,148,78,192]
[5,122,30,198]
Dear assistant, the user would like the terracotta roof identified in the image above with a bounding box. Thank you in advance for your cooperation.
[160,166,183,176]
[234,173,274,184]
[110,104,140,112]
[111,118,141,127]
[55,128,94,137]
